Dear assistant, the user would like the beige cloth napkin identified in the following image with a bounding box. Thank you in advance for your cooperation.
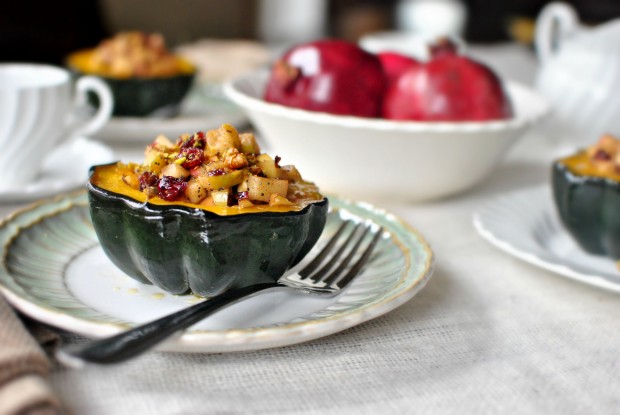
[0,295,62,415]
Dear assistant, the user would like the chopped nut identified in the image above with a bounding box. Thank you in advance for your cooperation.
[223,148,248,170]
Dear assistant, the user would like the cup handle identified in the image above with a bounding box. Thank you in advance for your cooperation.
[535,2,579,64]
[68,76,113,138]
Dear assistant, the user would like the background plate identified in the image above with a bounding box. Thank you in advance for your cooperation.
[0,137,115,204]
[0,192,434,353]
[92,86,248,143]
[473,185,620,293]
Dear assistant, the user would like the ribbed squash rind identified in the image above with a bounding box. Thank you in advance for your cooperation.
[552,161,620,259]
[87,165,328,297]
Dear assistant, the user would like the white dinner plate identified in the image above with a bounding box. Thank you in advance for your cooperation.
[0,192,434,353]
[0,137,115,204]
[92,85,248,143]
[473,185,620,293]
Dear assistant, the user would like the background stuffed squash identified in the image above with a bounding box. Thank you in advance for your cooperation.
[67,31,196,117]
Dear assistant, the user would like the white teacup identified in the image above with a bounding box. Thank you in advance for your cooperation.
[0,64,113,189]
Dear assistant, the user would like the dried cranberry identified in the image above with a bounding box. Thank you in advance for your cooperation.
[177,131,206,149]
[191,132,207,149]
[178,147,204,169]
[138,172,159,191]
[593,149,611,161]
[176,135,189,147]
[157,176,188,201]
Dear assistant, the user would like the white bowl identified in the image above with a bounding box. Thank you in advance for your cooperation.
[223,70,549,202]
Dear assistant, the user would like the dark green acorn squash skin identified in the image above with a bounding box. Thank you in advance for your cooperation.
[552,161,620,259]
[87,167,328,297]
[80,72,195,117]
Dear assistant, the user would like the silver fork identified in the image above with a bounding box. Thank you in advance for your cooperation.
[56,221,383,368]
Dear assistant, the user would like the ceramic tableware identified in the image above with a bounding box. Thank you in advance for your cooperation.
[535,2,620,147]
[0,64,112,189]
[0,192,434,352]
[474,185,620,293]
[223,69,548,202]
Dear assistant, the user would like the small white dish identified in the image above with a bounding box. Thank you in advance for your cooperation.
[92,86,248,143]
[0,192,434,353]
[473,185,620,293]
[0,136,115,204]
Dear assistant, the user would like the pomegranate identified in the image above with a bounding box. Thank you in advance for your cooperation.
[377,51,419,85]
[264,39,386,118]
[383,39,513,122]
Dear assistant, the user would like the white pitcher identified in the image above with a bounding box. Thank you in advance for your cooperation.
[535,2,620,148]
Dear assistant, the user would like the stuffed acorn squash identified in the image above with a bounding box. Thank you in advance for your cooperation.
[88,124,328,297]
[67,31,196,117]
[552,134,620,263]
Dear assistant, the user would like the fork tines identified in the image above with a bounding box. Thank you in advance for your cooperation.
[299,220,384,290]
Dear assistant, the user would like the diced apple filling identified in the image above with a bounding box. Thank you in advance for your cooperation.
[247,175,288,203]
[239,132,260,154]
[196,169,244,191]
[211,189,231,206]
[160,163,189,180]
[125,124,322,207]
[184,179,207,204]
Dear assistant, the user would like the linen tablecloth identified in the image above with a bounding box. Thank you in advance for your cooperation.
[1,130,617,414]
[1,43,619,414]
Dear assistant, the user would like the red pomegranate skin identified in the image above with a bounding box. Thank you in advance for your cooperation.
[383,41,513,121]
[377,51,419,85]
[264,39,387,118]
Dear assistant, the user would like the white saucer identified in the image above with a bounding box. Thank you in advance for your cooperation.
[0,137,115,204]
[473,185,620,293]
[92,85,248,143]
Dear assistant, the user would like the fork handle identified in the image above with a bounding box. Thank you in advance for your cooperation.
[56,282,281,367]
